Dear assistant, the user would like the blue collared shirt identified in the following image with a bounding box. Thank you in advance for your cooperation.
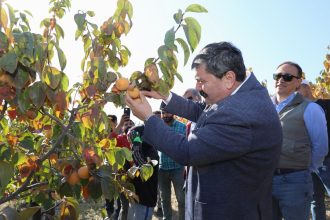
[158,119,186,170]
[273,92,328,172]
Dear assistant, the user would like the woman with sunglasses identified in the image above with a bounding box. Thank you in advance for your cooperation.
[271,61,328,220]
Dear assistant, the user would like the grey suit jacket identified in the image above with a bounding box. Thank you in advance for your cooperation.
[143,74,282,219]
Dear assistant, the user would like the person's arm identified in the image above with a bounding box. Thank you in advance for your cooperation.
[114,115,129,134]
[304,102,329,172]
[143,107,253,166]
[163,93,205,123]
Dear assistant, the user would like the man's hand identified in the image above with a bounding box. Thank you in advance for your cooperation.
[141,90,169,100]
[125,92,153,121]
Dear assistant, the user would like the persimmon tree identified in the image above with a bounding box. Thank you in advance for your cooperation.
[309,46,330,98]
[0,0,207,218]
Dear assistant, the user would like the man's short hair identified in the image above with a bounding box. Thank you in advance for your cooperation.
[191,41,246,82]
[277,61,303,78]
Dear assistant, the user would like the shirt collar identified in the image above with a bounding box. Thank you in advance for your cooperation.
[231,71,251,96]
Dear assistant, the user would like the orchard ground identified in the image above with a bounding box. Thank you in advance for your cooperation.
[79,190,330,220]
[80,185,179,220]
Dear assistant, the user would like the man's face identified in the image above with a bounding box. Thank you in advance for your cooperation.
[161,111,174,124]
[183,91,201,102]
[274,64,301,97]
[194,64,228,105]
[123,120,134,134]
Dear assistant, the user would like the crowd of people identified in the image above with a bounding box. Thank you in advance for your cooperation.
[105,41,329,220]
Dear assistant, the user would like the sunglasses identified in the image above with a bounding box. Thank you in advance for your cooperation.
[273,73,300,82]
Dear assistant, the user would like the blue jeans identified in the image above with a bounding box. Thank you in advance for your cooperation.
[311,157,330,220]
[128,203,154,220]
[272,170,313,220]
[158,168,185,220]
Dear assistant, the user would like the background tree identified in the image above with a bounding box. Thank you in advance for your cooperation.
[309,46,330,99]
[0,0,207,218]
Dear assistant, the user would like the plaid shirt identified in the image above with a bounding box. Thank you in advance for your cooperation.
[159,119,186,170]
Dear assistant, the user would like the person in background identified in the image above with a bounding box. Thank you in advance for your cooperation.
[298,80,330,220]
[271,61,328,220]
[182,88,202,188]
[157,109,186,220]
[106,114,135,220]
[151,110,163,217]
[125,41,282,219]
[126,124,159,220]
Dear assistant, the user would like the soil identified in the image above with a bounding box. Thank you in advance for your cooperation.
[79,189,330,219]
[79,185,179,220]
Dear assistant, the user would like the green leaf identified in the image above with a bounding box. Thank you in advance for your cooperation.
[55,45,67,71]
[19,135,34,151]
[42,66,62,89]
[88,178,102,200]
[75,29,83,40]
[0,51,18,73]
[72,122,85,140]
[86,11,95,17]
[114,147,126,168]
[13,67,30,89]
[121,147,132,162]
[173,9,183,24]
[175,72,183,83]
[27,82,46,109]
[17,90,31,113]
[119,49,129,66]
[176,38,190,66]
[185,4,208,13]
[158,45,171,65]
[126,1,133,19]
[182,17,201,52]
[55,24,65,39]
[5,3,16,29]
[164,27,175,50]
[140,164,153,182]
[59,73,69,91]
[0,161,14,191]
[15,32,35,60]
[99,165,116,200]
[74,13,86,30]
[58,182,75,198]
[105,150,116,166]
[40,18,50,28]
[18,206,41,220]
[0,32,9,50]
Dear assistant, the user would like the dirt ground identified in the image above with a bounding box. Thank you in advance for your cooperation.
[79,189,330,219]
[79,185,179,220]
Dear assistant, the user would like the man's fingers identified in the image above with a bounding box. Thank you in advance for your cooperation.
[141,90,154,98]
[139,92,147,103]
[125,93,134,107]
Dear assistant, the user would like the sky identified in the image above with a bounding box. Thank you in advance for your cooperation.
[5,0,330,122]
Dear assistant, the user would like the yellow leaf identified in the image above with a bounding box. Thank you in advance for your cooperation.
[5,27,14,44]
[99,138,110,148]
[81,115,92,129]
[0,8,8,28]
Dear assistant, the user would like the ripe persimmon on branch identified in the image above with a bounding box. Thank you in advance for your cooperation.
[0,0,206,218]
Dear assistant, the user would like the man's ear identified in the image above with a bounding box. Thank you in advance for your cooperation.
[224,71,236,89]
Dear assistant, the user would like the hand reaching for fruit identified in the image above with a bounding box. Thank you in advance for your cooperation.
[125,92,153,122]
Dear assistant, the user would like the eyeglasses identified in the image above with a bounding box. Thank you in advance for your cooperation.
[273,73,300,82]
